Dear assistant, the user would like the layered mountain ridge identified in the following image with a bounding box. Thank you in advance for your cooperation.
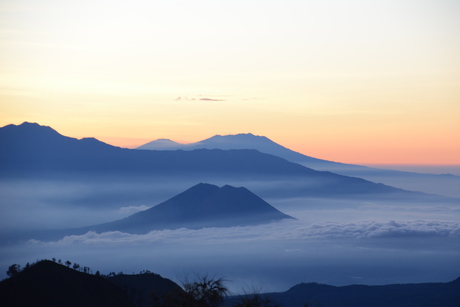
[136,132,460,198]
[137,132,366,170]
[0,122,424,199]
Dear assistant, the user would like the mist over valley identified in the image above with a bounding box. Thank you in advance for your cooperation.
[1,122,459,295]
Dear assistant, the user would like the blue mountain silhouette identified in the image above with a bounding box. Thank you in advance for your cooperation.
[0,122,315,175]
[137,132,360,170]
[228,277,460,307]
[0,122,431,198]
[75,183,295,233]
[136,133,460,198]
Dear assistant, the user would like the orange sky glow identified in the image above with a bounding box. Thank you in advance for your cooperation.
[1,0,459,165]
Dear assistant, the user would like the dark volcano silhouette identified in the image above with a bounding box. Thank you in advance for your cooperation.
[78,183,294,234]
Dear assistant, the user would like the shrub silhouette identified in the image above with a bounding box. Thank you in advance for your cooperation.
[233,291,280,307]
[163,274,228,307]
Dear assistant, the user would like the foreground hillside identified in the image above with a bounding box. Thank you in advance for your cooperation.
[0,260,135,307]
[2,260,459,307]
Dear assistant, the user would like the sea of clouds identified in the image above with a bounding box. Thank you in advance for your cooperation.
[30,219,460,246]
[1,177,459,292]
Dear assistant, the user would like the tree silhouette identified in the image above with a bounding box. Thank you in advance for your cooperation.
[182,274,228,307]
[6,264,21,277]
[160,274,228,307]
[65,260,71,268]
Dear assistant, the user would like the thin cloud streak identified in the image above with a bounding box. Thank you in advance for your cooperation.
[173,96,226,102]
[199,98,225,101]
[117,205,150,216]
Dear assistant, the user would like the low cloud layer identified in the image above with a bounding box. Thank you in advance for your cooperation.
[303,220,460,239]
[6,219,459,292]
[32,220,460,246]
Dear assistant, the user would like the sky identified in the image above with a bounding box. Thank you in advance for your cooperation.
[0,0,459,164]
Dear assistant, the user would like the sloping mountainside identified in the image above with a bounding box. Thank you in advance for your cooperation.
[0,260,135,307]
[0,122,434,199]
[229,278,460,307]
[137,133,460,198]
[76,183,294,234]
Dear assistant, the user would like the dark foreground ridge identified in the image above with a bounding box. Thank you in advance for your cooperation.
[2,260,459,307]
[0,260,135,307]
[76,183,295,234]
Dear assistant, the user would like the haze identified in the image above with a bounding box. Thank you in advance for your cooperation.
[1,0,459,297]
[1,172,459,292]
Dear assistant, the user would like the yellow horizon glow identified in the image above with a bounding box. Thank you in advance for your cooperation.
[1,0,459,165]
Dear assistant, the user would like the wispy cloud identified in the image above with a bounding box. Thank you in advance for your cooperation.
[117,205,150,216]
[173,95,265,102]
[199,98,225,101]
[173,96,225,102]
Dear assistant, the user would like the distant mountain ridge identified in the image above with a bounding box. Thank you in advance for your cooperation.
[137,132,363,170]
[137,132,457,175]
[253,277,460,307]
[0,123,313,175]
[74,183,295,234]
[0,122,428,200]
[136,132,460,198]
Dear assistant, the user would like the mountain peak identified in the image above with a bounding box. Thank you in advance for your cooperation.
[205,133,267,141]
[212,133,257,137]
[157,138,175,141]
[136,133,276,151]
[85,183,294,233]
[137,138,184,150]
[134,132,345,169]
[19,121,42,127]
[0,121,65,142]
[18,122,57,132]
